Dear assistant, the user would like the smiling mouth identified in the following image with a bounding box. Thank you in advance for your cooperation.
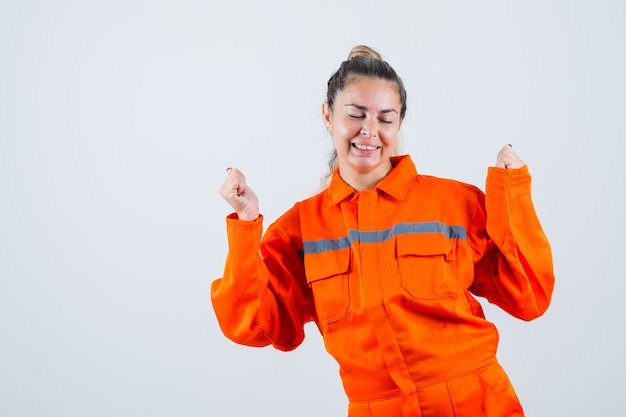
[352,143,380,151]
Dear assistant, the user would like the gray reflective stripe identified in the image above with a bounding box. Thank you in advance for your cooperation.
[302,230,359,254]
[392,222,466,240]
[303,221,466,255]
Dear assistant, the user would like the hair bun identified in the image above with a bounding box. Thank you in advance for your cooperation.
[347,45,382,61]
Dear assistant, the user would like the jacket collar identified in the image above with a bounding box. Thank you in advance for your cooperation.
[328,155,418,205]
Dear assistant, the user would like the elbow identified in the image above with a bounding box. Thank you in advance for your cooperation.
[222,324,272,348]
[212,300,269,349]
[516,304,549,321]
[517,280,555,321]
[212,303,272,348]
[213,311,300,351]
[211,284,299,350]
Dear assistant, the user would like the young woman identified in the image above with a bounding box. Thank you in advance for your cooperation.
[212,45,554,417]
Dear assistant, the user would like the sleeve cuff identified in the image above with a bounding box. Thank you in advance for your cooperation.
[487,165,531,197]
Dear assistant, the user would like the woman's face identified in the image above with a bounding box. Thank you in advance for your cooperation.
[323,76,403,181]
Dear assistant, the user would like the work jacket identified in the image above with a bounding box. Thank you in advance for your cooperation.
[211,155,554,415]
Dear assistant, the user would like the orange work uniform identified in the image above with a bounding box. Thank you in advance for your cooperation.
[211,155,554,417]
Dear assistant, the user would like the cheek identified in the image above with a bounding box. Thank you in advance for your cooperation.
[380,128,399,145]
[334,123,360,139]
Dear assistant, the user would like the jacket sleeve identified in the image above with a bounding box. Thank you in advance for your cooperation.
[210,211,316,351]
[469,165,555,321]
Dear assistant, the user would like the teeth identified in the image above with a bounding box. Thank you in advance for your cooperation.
[353,143,378,151]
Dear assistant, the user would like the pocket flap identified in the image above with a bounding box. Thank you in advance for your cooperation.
[304,248,351,284]
[396,233,456,260]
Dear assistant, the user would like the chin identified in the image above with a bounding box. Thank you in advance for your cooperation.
[350,159,387,173]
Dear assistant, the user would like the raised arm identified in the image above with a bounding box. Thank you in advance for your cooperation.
[470,145,555,321]
[212,169,315,350]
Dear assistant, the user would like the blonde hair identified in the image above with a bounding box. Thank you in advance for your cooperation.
[347,45,383,61]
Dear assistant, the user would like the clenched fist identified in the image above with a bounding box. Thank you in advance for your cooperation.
[495,144,525,169]
[220,168,259,221]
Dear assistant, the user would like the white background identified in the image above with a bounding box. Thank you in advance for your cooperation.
[1,1,624,416]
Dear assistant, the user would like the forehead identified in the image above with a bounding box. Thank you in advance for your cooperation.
[337,76,401,108]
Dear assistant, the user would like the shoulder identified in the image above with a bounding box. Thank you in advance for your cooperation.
[293,186,331,212]
[268,188,329,233]
[416,173,484,200]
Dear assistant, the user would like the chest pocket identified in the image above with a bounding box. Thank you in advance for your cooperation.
[304,248,351,328]
[396,234,459,300]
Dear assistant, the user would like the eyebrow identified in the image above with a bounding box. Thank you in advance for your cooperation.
[344,104,399,114]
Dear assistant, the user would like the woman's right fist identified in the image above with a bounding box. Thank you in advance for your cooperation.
[219,168,259,221]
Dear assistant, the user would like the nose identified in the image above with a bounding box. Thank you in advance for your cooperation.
[361,119,377,137]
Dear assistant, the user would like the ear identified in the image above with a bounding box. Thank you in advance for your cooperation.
[322,102,332,131]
